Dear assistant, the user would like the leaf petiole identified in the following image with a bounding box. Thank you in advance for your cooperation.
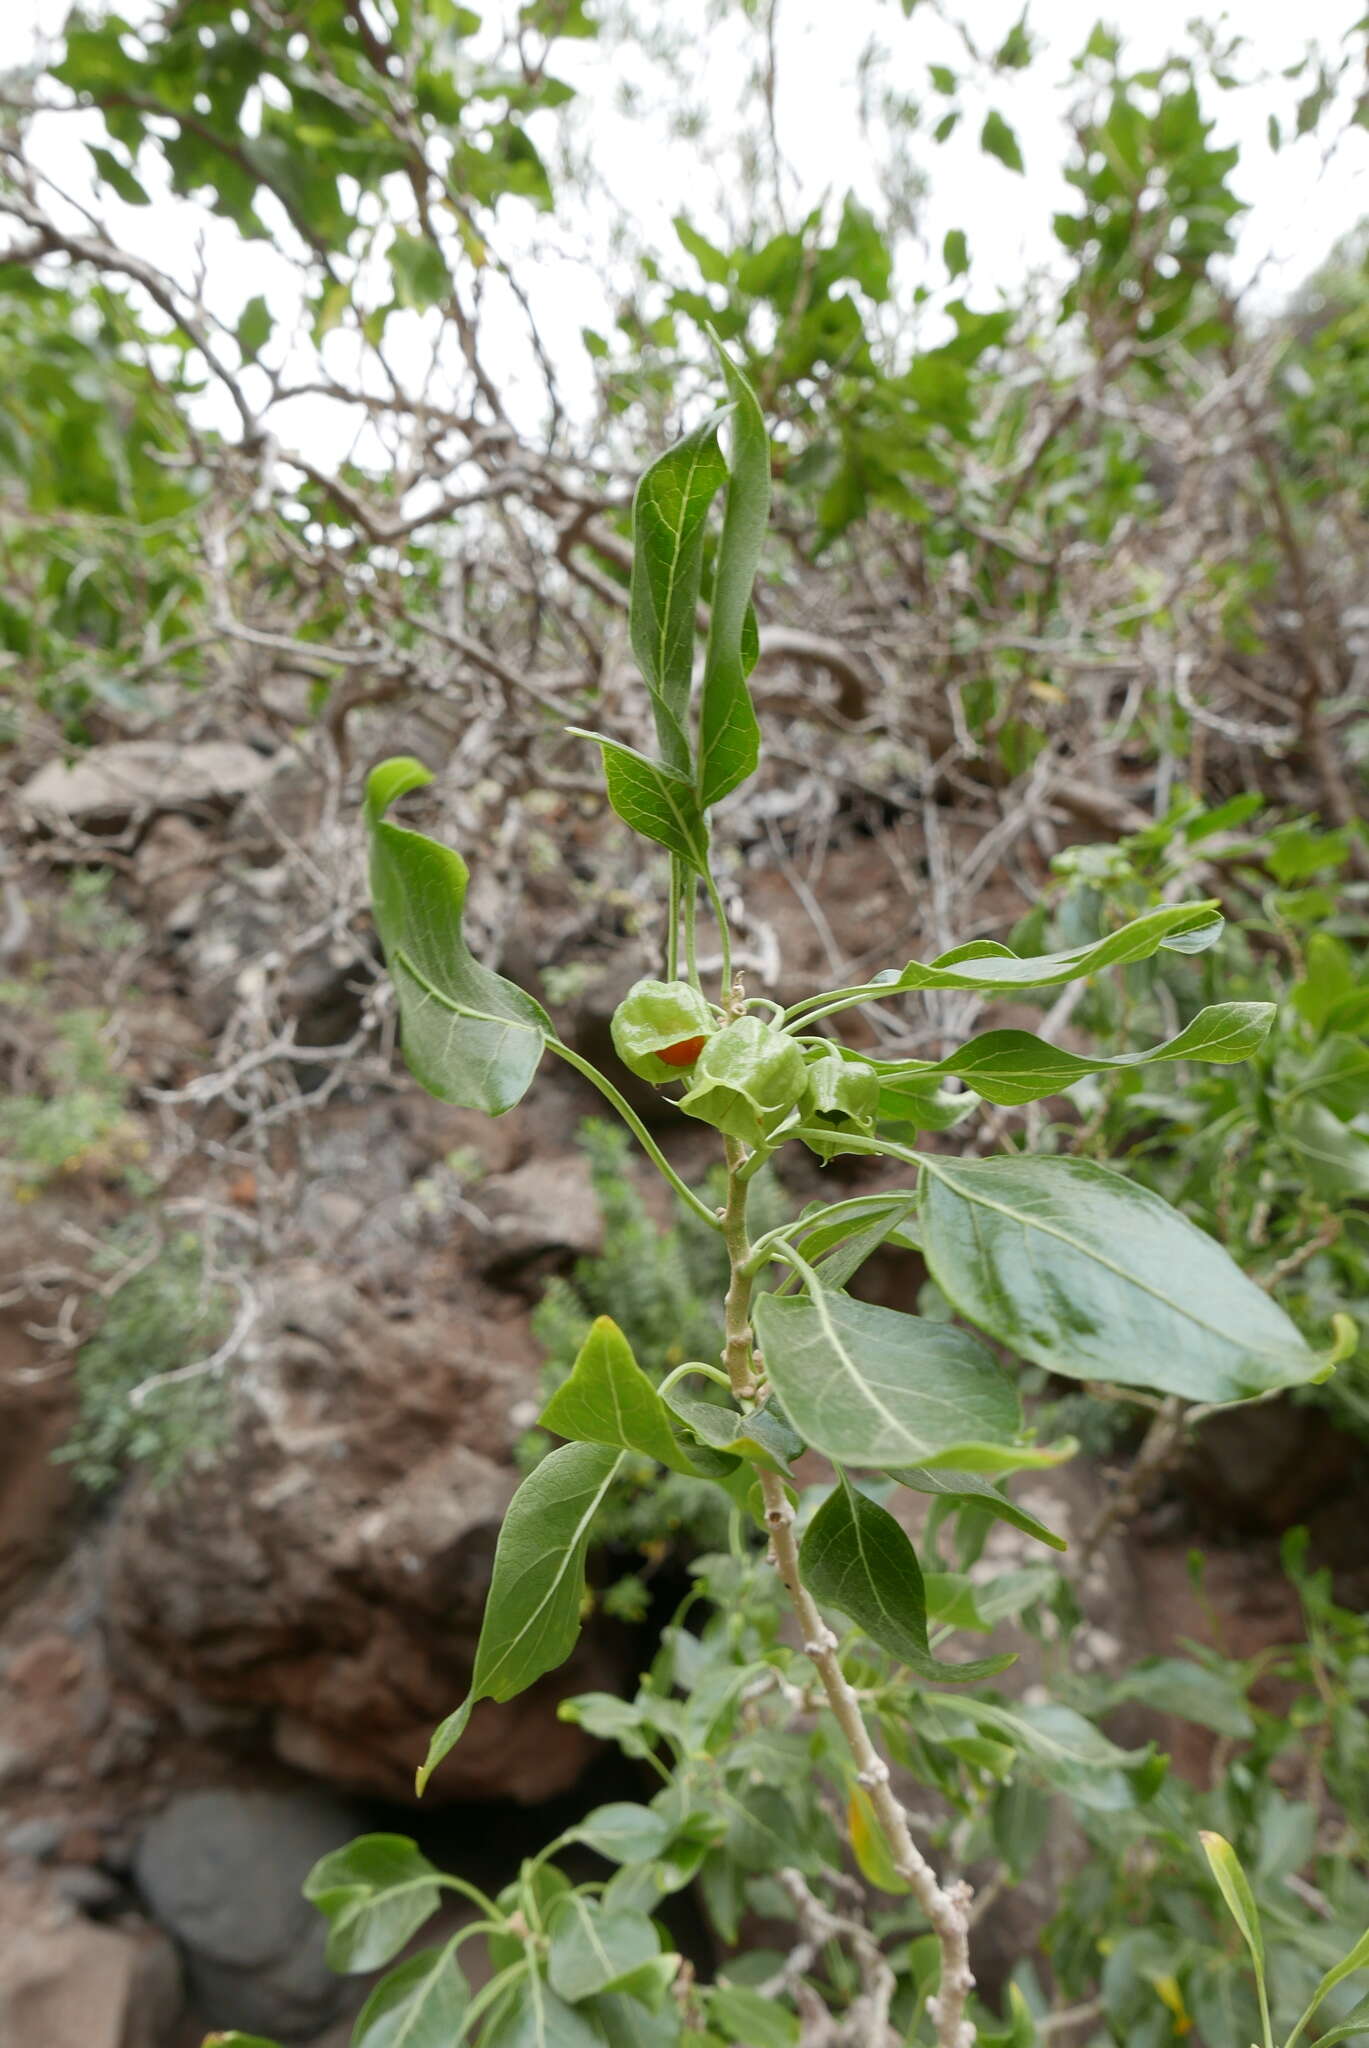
[543,1035,721,1230]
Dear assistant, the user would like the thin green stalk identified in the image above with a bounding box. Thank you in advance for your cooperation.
[745,1194,914,1273]
[658,1359,733,1397]
[667,857,682,981]
[544,1035,720,1230]
[683,877,700,990]
[704,866,733,997]
[456,1961,533,2046]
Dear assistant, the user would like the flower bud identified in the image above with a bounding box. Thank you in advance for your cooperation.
[611,978,716,1083]
[678,1015,807,1147]
[801,1050,880,1159]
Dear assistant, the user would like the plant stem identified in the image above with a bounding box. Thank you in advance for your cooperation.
[717,1143,977,2047]
[704,866,733,997]
[667,858,682,981]
[684,879,700,990]
[544,1036,721,1231]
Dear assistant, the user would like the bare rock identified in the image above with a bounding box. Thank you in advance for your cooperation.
[476,1154,603,1276]
[103,1263,618,1803]
[20,741,275,830]
[133,1787,356,2039]
[0,1875,182,2048]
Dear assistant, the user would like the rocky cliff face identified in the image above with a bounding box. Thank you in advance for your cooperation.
[102,1258,620,1805]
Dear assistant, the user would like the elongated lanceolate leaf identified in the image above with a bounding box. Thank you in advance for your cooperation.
[799,1477,1014,1681]
[887,1466,1067,1551]
[629,412,729,772]
[365,760,548,1114]
[567,730,710,872]
[789,900,1226,1020]
[941,1698,1158,1811]
[919,1153,1330,1404]
[350,1946,469,2048]
[540,1317,700,1475]
[698,343,768,808]
[417,1442,623,1793]
[904,1001,1274,1107]
[752,1283,1064,1472]
[1199,1833,1267,1989]
[1287,1935,1369,2048]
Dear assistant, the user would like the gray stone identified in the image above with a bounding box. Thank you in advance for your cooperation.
[20,740,276,828]
[133,1786,361,2039]
[0,1738,36,1790]
[6,1816,63,1863]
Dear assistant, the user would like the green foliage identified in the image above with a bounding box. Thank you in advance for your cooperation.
[0,273,203,730]
[0,1001,136,1191]
[1025,795,1369,1435]
[55,1229,234,1493]
[343,360,1355,2043]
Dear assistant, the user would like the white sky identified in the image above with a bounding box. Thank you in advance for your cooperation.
[3,0,1367,457]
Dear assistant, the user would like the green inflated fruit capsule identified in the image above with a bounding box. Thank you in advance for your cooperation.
[611,978,717,1083]
[678,1015,808,1147]
[801,1050,880,1159]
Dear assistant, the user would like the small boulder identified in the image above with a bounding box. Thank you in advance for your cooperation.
[133,1786,358,2039]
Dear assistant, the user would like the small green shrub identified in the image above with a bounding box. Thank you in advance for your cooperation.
[0,1000,138,1192]
[55,1228,235,1492]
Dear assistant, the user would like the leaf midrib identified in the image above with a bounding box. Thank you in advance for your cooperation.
[477,1452,623,1698]
[920,1158,1282,1358]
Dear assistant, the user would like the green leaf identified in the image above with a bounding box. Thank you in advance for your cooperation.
[568,731,710,873]
[943,227,969,278]
[1105,1658,1253,1738]
[799,1476,1014,1680]
[1285,1099,1369,1199]
[706,1984,799,2047]
[541,1317,700,1475]
[1200,1833,1269,2038]
[753,1282,1059,1472]
[924,1567,1057,1631]
[674,216,732,284]
[793,901,1225,1021]
[482,1971,605,2047]
[417,1442,623,1793]
[86,142,150,206]
[981,109,1025,171]
[586,1989,683,2045]
[919,1154,1330,1403]
[915,1002,1274,1107]
[662,1390,802,1474]
[1302,2012,1369,2047]
[390,228,452,309]
[365,760,548,1114]
[236,294,272,361]
[1287,1933,1369,2048]
[201,2037,283,2047]
[547,1894,662,2003]
[569,1803,673,1864]
[303,1836,443,1973]
[350,1946,469,2048]
[945,1699,1156,1811]
[628,415,729,772]
[698,341,769,808]
[887,1467,1067,1550]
